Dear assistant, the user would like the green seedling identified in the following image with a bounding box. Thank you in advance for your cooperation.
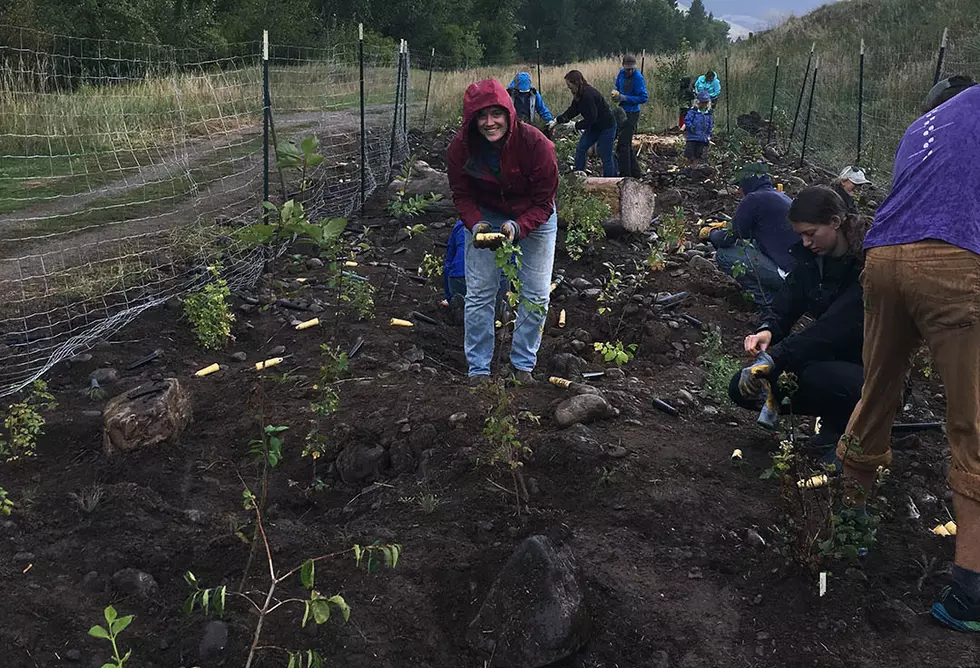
[88,605,134,668]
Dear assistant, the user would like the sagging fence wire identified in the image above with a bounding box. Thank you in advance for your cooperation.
[0,25,411,396]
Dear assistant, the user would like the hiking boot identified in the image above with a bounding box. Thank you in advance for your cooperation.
[502,364,537,386]
[467,374,492,388]
[932,583,980,632]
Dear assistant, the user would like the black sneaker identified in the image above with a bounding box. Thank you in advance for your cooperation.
[932,583,980,632]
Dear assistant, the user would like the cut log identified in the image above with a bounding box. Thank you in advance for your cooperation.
[582,177,656,234]
[103,379,192,455]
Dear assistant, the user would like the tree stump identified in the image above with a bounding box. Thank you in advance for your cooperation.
[103,379,192,455]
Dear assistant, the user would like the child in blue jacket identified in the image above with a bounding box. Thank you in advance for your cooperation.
[442,220,511,324]
[684,92,713,166]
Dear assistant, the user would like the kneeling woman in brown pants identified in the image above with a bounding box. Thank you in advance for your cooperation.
[839,76,980,631]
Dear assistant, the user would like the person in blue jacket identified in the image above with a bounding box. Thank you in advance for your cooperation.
[708,164,800,308]
[683,92,713,166]
[611,54,648,177]
[442,220,510,325]
[694,70,722,108]
[507,72,553,129]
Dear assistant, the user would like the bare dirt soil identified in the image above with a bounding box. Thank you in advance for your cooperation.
[0,131,976,668]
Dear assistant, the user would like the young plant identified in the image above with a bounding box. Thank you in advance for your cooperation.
[339,277,376,320]
[242,199,348,253]
[183,268,235,350]
[249,425,288,469]
[276,134,325,194]
[698,328,741,404]
[0,379,57,462]
[657,206,688,251]
[0,487,14,516]
[88,605,134,668]
[418,252,443,281]
[483,383,532,514]
[387,191,443,218]
[558,173,609,261]
[303,346,349,485]
[185,484,400,668]
[594,341,637,366]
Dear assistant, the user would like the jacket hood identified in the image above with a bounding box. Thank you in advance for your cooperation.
[740,173,773,194]
[462,79,518,137]
[510,72,533,92]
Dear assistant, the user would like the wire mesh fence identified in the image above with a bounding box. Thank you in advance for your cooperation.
[0,26,410,396]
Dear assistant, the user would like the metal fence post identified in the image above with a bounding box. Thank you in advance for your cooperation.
[536,39,541,88]
[789,42,815,151]
[262,30,270,208]
[724,54,730,135]
[933,27,949,85]
[800,57,819,169]
[857,39,865,164]
[421,47,435,132]
[359,24,366,215]
[389,40,404,169]
[766,56,779,145]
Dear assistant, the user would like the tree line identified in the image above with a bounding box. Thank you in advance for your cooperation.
[0,0,729,68]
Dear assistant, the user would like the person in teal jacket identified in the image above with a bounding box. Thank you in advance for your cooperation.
[694,70,722,107]
[612,54,648,177]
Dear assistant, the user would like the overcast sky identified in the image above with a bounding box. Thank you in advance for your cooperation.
[697,0,833,38]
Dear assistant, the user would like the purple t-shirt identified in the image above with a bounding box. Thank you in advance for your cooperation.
[865,84,980,254]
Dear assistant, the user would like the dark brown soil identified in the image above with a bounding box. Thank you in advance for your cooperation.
[0,135,975,668]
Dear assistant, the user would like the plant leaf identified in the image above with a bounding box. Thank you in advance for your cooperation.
[88,625,110,639]
[301,559,315,590]
[327,594,350,622]
[312,598,331,624]
[111,615,134,635]
[104,606,117,623]
[323,217,348,240]
[301,600,312,628]
[353,544,362,567]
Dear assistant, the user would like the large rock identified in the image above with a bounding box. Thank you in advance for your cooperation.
[467,536,590,668]
[336,443,386,484]
[387,160,452,200]
[687,255,740,298]
[103,379,192,455]
[555,394,619,428]
[550,353,588,379]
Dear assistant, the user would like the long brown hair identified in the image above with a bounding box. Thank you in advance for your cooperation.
[788,185,870,260]
[564,70,588,98]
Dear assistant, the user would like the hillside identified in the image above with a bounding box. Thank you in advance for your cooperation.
[706,0,980,181]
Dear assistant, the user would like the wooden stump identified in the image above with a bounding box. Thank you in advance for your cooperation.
[583,177,656,234]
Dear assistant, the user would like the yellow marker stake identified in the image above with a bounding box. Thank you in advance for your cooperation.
[797,474,829,489]
[558,309,566,328]
[550,283,557,293]
[194,363,221,377]
[731,449,743,460]
[344,261,359,268]
[255,357,284,370]
[777,183,784,192]
[549,376,572,388]
[295,318,320,330]
[945,521,958,536]
[295,277,309,283]
[390,318,414,327]
[933,524,951,537]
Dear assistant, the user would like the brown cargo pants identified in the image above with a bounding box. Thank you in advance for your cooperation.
[839,240,980,504]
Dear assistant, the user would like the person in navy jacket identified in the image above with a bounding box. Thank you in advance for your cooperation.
[611,54,648,177]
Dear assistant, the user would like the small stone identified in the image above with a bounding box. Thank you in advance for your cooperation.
[268,345,286,356]
[400,423,411,433]
[198,620,229,661]
[112,568,159,599]
[89,368,119,385]
[607,445,628,459]
[752,594,763,606]
[554,394,619,428]
[305,257,324,268]
[604,368,625,381]
[668,320,681,330]
[65,649,81,662]
[404,346,425,363]
[581,288,602,299]
[70,353,93,364]
[449,412,468,427]
[687,567,703,580]
[229,351,247,362]
[756,631,770,641]
[570,277,593,289]
[678,389,696,405]
[165,297,182,311]
[13,551,35,561]
[184,509,207,524]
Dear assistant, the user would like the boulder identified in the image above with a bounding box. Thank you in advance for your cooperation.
[103,379,192,455]
[687,255,740,298]
[555,394,619,428]
[550,353,588,379]
[467,536,590,668]
[387,160,452,200]
[112,568,159,599]
[336,443,386,484]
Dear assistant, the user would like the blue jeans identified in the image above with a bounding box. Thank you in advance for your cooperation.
[574,126,617,176]
[714,242,785,308]
[463,209,557,376]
